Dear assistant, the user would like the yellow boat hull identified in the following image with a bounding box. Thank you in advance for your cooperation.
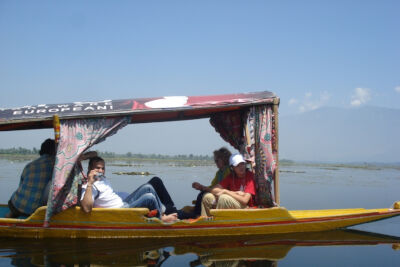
[1,205,399,238]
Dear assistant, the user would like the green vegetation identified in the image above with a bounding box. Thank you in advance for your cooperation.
[0,147,38,155]
[1,148,399,170]
[280,160,400,171]
[0,147,214,165]
[113,171,153,176]
[0,147,38,161]
[97,151,212,161]
[108,163,144,167]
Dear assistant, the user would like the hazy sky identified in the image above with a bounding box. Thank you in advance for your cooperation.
[1,1,399,156]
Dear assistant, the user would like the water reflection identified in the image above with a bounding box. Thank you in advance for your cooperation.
[0,230,398,267]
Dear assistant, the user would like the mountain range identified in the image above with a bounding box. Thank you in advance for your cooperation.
[279,106,400,163]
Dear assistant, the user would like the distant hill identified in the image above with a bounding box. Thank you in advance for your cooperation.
[279,106,400,163]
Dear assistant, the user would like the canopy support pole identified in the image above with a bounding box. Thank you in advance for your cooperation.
[272,98,280,205]
[53,115,60,144]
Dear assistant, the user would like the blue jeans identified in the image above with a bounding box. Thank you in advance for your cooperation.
[123,184,165,218]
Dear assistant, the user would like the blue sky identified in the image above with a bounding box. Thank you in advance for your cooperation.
[1,1,399,156]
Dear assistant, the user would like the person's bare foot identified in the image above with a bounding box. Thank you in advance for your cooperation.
[161,213,178,223]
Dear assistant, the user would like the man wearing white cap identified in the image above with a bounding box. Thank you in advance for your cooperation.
[200,154,256,216]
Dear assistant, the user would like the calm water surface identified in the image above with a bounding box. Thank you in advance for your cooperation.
[0,159,399,266]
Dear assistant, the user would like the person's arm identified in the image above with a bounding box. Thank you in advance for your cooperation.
[18,167,28,184]
[79,151,98,161]
[80,169,97,213]
[214,189,251,206]
[196,179,251,205]
[212,174,253,206]
[192,182,212,193]
[192,182,224,193]
[209,184,224,194]
[210,176,230,196]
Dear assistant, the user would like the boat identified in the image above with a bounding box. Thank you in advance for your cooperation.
[0,91,399,238]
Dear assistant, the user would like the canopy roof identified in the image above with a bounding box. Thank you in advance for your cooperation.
[0,91,278,131]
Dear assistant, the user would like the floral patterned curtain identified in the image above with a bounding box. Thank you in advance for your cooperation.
[44,116,130,225]
[209,110,244,153]
[244,105,276,207]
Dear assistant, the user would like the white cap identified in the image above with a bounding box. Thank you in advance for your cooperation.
[229,154,246,167]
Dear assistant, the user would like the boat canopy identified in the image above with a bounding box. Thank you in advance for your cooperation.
[0,91,280,225]
[0,91,277,131]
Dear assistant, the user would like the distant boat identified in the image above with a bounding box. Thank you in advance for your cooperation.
[0,91,399,238]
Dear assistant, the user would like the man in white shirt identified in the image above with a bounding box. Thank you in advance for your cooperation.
[80,156,177,223]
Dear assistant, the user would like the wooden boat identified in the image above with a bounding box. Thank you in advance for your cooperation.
[0,91,399,238]
[0,204,400,238]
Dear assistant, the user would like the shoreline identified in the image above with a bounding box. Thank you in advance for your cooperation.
[1,154,399,170]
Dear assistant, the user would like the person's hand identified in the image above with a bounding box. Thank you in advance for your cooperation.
[235,191,245,196]
[87,169,97,185]
[192,182,202,190]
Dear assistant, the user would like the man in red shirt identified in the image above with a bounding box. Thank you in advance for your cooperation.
[201,154,256,216]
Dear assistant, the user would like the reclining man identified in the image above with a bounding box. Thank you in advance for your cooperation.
[80,155,178,223]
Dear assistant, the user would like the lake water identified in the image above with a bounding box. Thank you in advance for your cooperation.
[0,158,399,266]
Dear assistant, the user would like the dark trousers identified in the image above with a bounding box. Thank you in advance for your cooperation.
[193,191,205,216]
[148,176,178,215]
